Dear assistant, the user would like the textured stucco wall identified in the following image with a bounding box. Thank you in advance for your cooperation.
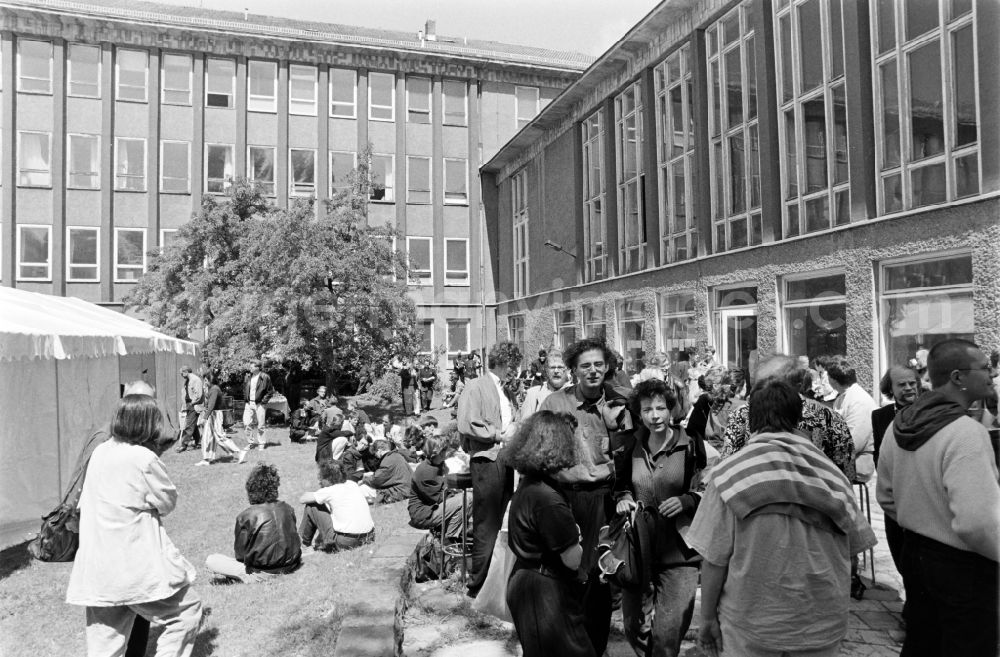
[497,197,1000,392]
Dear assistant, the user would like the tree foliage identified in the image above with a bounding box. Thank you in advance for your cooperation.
[127,148,420,380]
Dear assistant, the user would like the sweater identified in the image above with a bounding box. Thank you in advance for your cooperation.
[370,451,412,504]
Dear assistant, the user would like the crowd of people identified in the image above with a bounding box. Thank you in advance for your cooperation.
[61,335,999,657]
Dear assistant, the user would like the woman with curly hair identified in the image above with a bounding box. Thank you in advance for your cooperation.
[505,410,594,657]
[205,463,301,582]
[687,365,744,451]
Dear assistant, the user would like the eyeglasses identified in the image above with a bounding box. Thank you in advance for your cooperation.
[577,362,606,371]
[956,366,991,373]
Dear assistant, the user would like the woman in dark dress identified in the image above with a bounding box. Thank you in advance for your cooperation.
[505,411,594,657]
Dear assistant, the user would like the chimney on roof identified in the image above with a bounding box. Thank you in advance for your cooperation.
[243,7,249,20]
[424,19,437,41]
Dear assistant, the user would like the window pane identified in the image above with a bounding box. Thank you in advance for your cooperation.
[161,141,189,193]
[779,14,793,102]
[330,68,356,116]
[884,255,972,290]
[69,135,99,188]
[447,322,469,353]
[880,61,900,168]
[952,26,977,148]
[911,162,946,208]
[117,49,147,101]
[408,239,431,276]
[248,147,275,195]
[446,240,467,280]
[370,155,394,201]
[289,65,317,113]
[407,157,430,203]
[728,134,746,214]
[877,0,896,53]
[803,97,827,192]
[516,86,538,121]
[407,76,430,123]
[290,149,315,195]
[798,0,823,93]
[834,189,850,225]
[116,230,144,279]
[883,173,903,213]
[725,48,743,127]
[784,110,798,199]
[370,72,394,120]
[832,85,849,184]
[206,145,233,193]
[909,42,943,163]
[68,44,100,97]
[247,60,276,111]
[21,227,49,264]
[116,138,145,190]
[162,53,192,104]
[955,153,979,199]
[443,80,467,125]
[716,286,757,306]
[905,0,939,41]
[830,0,844,79]
[419,321,433,353]
[19,132,51,186]
[445,159,467,202]
[787,303,847,358]
[805,196,829,232]
[69,228,98,280]
[884,292,973,368]
[206,58,234,108]
[787,274,846,301]
[330,151,354,193]
[731,216,748,248]
[18,40,52,92]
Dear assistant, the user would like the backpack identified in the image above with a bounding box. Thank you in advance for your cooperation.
[596,504,657,590]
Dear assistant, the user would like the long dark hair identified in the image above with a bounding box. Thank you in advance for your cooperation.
[110,394,164,447]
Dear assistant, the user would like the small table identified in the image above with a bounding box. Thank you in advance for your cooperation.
[441,471,473,582]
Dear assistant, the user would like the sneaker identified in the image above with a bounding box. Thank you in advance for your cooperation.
[300,545,316,558]
[194,459,211,467]
[176,444,188,453]
[237,450,248,464]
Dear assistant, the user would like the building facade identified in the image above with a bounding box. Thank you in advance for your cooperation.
[0,0,590,359]
[483,0,1000,392]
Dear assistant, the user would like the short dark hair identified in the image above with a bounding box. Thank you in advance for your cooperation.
[246,463,280,504]
[748,380,802,433]
[423,425,460,465]
[318,459,345,486]
[506,411,579,476]
[880,365,920,398]
[488,341,522,370]
[628,379,677,416]
[110,395,164,446]
[927,339,981,388]
[564,338,612,371]
[825,356,857,386]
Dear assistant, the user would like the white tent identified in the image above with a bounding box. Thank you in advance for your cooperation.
[0,287,199,548]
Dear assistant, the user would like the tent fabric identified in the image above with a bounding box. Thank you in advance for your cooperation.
[0,287,197,361]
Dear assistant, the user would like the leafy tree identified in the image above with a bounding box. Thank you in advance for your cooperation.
[127,148,421,384]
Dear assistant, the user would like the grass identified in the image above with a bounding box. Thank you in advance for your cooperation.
[0,425,410,657]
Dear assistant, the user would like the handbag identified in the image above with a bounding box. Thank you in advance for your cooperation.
[596,504,655,590]
[27,503,80,562]
[472,504,515,622]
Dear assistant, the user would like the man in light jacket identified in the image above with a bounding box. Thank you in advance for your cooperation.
[457,341,521,598]
[176,366,204,452]
[827,356,877,483]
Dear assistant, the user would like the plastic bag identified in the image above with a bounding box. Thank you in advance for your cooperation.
[472,505,514,622]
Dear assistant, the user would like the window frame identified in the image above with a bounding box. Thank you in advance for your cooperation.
[161,52,193,106]
[406,75,431,124]
[288,64,318,116]
[160,140,191,194]
[204,143,235,194]
[657,290,697,359]
[369,153,395,202]
[406,155,432,204]
[205,57,236,109]
[67,43,101,98]
[17,130,52,188]
[418,319,435,354]
[582,108,607,282]
[512,169,530,298]
[615,80,647,274]
[67,133,100,189]
[554,308,577,349]
[329,68,357,118]
[515,85,540,130]
[582,302,608,340]
[368,71,396,122]
[114,137,147,192]
[289,148,317,197]
[329,150,356,196]
[247,145,276,197]
[406,236,433,286]
[66,225,100,282]
[114,227,147,283]
[778,270,847,356]
[444,238,470,286]
[443,158,469,205]
[247,59,277,113]
[446,319,471,356]
[16,224,52,282]
[159,228,179,251]
[442,79,468,126]
[16,39,53,94]
[115,48,148,102]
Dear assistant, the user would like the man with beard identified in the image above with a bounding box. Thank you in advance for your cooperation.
[521,349,568,419]
[539,338,632,657]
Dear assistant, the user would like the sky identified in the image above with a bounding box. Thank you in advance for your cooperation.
[149,0,662,57]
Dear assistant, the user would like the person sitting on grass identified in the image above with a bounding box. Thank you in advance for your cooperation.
[299,460,375,552]
[289,399,311,443]
[340,433,366,483]
[361,439,412,504]
[407,422,472,542]
[205,463,301,583]
[315,412,352,464]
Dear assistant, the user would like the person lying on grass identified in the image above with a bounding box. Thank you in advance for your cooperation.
[205,463,302,583]
[299,460,375,552]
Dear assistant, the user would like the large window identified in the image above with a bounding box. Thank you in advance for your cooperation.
[17,131,51,187]
[615,81,646,273]
[330,68,357,118]
[248,146,275,196]
[407,156,431,204]
[160,141,190,193]
[418,319,434,354]
[329,151,355,195]
[447,320,470,355]
[17,39,52,94]
[445,238,469,286]
[67,227,99,282]
[205,58,235,109]
[247,60,277,112]
[583,303,607,340]
[873,1,980,213]
[512,169,529,298]
[369,72,395,121]
[289,64,317,115]
[515,86,539,130]
[707,2,762,252]
[582,109,607,282]
[444,158,468,204]
[443,80,467,126]
[68,134,100,189]
[508,315,526,359]
[205,144,234,193]
[781,272,847,358]
[654,44,697,264]
[406,236,432,285]
[776,0,851,237]
[618,298,647,375]
[370,154,394,202]
[67,44,101,98]
[161,53,192,105]
[879,252,974,370]
[658,291,697,362]
[407,76,431,123]
[17,225,51,281]
[116,48,148,102]
[114,228,146,281]
[115,138,146,191]
[555,309,577,349]
[289,149,316,197]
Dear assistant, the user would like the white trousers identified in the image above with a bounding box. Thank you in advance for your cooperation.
[243,402,267,446]
[84,585,202,657]
[199,411,242,461]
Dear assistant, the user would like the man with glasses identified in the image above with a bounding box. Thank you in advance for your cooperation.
[877,339,999,656]
[520,348,568,419]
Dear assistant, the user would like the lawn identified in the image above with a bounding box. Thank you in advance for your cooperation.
[0,425,410,657]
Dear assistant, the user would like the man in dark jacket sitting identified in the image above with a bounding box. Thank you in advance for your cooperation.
[364,439,412,504]
[205,463,301,582]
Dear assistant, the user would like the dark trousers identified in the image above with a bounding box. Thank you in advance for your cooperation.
[180,409,200,447]
[468,456,513,593]
[419,388,433,411]
[563,484,614,656]
[900,530,999,657]
[885,514,904,572]
[298,503,372,552]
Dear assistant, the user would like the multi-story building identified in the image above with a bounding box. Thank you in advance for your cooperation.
[0,0,590,359]
[483,0,999,391]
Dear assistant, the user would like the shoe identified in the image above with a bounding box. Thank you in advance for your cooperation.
[176,444,188,453]
[851,574,867,600]
[237,450,248,464]
[194,459,211,466]
[300,545,316,558]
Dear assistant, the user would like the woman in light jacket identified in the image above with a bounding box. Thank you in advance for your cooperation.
[66,394,203,657]
[196,370,247,466]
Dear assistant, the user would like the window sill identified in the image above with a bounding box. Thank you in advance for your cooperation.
[444,283,471,287]
[115,98,149,104]
[67,278,100,283]
[16,88,54,96]
[406,200,432,206]
[248,107,278,114]
[290,110,318,117]
[330,113,358,120]
[444,201,470,206]
[368,116,395,123]
[17,184,53,190]
[114,187,148,193]
[161,100,193,107]
[16,278,53,283]
[159,189,192,195]
[443,122,469,128]
[67,93,101,100]
[369,199,396,205]
[67,186,101,191]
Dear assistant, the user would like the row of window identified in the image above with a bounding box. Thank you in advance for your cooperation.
[4,131,470,203]
[510,251,975,383]
[513,0,983,296]
[405,236,470,286]
[5,41,542,128]
[416,318,471,356]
